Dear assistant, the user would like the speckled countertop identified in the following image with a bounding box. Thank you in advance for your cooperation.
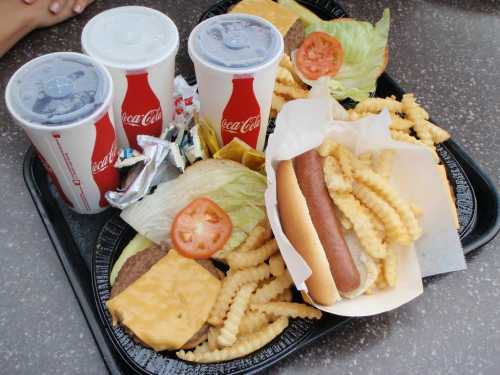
[0,0,499,374]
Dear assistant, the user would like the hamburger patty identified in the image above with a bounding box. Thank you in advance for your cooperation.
[111,244,168,298]
[111,245,223,350]
[284,19,305,55]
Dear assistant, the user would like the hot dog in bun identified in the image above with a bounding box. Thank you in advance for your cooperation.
[276,149,376,305]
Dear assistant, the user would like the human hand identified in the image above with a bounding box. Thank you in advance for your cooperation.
[23,0,94,16]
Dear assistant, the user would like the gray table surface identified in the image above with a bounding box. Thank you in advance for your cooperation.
[1,0,499,374]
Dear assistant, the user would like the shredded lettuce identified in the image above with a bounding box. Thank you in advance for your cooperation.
[306,9,390,101]
[121,159,267,259]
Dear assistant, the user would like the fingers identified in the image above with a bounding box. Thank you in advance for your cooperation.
[73,0,93,14]
[48,0,68,14]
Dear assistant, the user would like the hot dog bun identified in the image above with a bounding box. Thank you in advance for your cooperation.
[276,150,362,305]
[277,159,339,305]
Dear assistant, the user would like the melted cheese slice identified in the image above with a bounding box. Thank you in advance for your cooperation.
[107,249,221,351]
[230,0,299,36]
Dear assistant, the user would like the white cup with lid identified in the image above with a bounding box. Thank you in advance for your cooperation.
[189,14,284,151]
[82,6,179,150]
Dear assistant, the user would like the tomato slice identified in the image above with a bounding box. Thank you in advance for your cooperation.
[296,32,344,80]
[171,198,232,259]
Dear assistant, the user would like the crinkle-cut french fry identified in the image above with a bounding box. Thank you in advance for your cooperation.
[317,138,338,157]
[352,183,411,245]
[383,248,397,287]
[274,82,309,99]
[331,193,387,258]
[347,110,372,121]
[348,109,360,121]
[410,203,423,217]
[364,284,375,295]
[355,97,403,114]
[273,288,293,302]
[353,169,422,241]
[300,291,314,305]
[332,144,354,182]
[413,119,434,146]
[271,93,286,113]
[208,326,221,351]
[372,150,395,180]
[250,272,293,305]
[389,113,413,130]
[375,267,388,289]
[390,130,439,161]
[193,341,210,354]
[239,311,269,335]
[251,302,322,320]
[238,225,272,252]
[360,203,386,241]
[359,152,372,169]
[337,209,353,230]
[269,253,285,277]
[227,239,278,270]
[401,93,429,121]
[276,66,300,88]
[424,120,450,144]
[176,317,289,363]
[323,156,352,193]
[208,264,270,326]
[218,282,257,347]
[279,54,294,71]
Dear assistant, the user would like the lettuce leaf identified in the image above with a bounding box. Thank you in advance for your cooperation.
[121,159,267,259]
[306,9,390,101]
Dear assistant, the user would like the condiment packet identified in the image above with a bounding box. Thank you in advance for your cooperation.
[161,75,207,169]
[265,96,465,316]
[106,135,177,209]
[114,147,146,168]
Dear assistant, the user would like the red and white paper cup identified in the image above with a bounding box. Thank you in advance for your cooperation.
[82,6,179,150]
[5,52,119,214]
[188,14,284,151]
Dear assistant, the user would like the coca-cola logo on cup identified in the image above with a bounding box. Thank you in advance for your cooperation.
[121,108,162,127]
[221,115,261,135]
[92,143,117,175]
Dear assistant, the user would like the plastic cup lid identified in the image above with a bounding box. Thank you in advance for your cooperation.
[190,14,283,70]
[6,52,111,126]
[81,6,179,70]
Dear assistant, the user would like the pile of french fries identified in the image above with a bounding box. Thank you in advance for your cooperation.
[319,139,423,293]
[176,222,322,363]
[271,54,309,117]
[349,94,450,155]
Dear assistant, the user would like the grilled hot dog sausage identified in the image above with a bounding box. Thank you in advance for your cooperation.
[293,150,361,293]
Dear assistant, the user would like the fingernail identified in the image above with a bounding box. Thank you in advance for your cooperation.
[74,5,83,13]
[49,2,60,13]
[24,0,34,4]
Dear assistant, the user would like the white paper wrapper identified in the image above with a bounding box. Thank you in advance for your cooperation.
[264,96,465,316]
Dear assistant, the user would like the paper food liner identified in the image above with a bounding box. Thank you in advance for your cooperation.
[264,96,465,316]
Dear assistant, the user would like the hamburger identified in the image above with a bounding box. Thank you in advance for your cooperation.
[107,247,223,351]
[276,149,377,306]
[230,0,305,55]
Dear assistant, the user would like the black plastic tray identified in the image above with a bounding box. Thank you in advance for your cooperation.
[23,0,500,374]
